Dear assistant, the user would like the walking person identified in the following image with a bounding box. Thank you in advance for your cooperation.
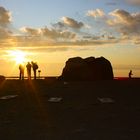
[19,64,24,80]
[31,61,38,80]
[26,62,32,80]
[129,70,133,79]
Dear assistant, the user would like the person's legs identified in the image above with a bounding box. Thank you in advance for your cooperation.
[29,70,31,80]
[22,71,24,80]
[34,70,36,79]
[27,70,31,80]
[19,71,22,80]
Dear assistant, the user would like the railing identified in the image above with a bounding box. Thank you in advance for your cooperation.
[4,76,140,80]
[5,76,58,80]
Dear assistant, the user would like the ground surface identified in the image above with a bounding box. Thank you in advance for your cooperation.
[0,79,140,140]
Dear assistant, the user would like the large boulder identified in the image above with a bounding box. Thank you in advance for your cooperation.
[59,56,114,81]
[0,75,5,82]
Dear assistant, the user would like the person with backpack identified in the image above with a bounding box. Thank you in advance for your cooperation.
[31,61,38,80]
[26,62,32,80]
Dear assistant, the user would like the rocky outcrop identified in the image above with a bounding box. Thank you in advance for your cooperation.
[59,56,114,81]
[0,75,5,82]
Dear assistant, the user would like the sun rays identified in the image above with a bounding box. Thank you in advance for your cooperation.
[7,50,28,64]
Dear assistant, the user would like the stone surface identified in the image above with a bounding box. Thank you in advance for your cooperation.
[0,75,5,82]
[59,56,114,81]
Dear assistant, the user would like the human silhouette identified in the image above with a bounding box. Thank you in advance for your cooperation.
[26,62,32,80]
[19,64,24,80]
[129,70,133,79]
[31,61,38,80]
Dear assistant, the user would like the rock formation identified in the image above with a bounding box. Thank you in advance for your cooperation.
[59,56,114,81]
[0,75,5,82]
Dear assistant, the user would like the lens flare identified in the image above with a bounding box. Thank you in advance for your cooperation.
[8,50,28,64]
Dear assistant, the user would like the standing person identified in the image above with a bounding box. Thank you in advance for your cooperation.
[26,62,32,80]
[31,61,38,80]
[129,70,133,79]
[19,64,24,80]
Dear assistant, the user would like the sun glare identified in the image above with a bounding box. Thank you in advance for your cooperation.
[8,50,27,64]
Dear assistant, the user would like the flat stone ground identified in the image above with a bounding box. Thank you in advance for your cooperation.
[0,79,140,140]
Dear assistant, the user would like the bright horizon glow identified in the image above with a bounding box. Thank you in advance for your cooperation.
[7,50,28,64]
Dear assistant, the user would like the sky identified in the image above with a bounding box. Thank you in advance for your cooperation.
[0,0,140,77]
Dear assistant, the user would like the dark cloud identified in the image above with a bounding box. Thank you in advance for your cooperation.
[0,6,11,27]
[0,28,12,39]
[83,35,101,40]
[19,26,76,45]
[40,27,76,40]
[62,17,84,29]
[125,0,140,5]
[0,7,13,41]
[20,27,40,36]
[52,22,66,30]
[106,2,118,6]
[108,9,140,36]
[21,27,76,40]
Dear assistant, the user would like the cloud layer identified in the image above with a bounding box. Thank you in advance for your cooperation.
[0,7,12,40]
[125,0,140,5]
[87,9,105,18]
[0,6,11,26]
[0,6,140,48]
[61,17,84,29]
[108,9,140,35]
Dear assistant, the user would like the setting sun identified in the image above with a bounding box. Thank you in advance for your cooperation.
[8,50,27,64]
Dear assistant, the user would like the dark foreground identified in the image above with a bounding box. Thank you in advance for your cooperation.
[0,79,140,140]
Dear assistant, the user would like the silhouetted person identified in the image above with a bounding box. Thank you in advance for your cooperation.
[19,64,24,80]
[31,61,38,80]
[26,62,32,80]
[129,70,133,79]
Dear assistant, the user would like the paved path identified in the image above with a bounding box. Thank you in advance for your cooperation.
[0,80,140,140]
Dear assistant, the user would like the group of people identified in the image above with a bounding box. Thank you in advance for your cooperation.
[19,61,39,80]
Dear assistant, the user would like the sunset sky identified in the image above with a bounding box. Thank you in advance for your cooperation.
[0,0,140,77]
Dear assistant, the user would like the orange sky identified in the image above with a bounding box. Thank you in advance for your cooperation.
[0,1,140,77]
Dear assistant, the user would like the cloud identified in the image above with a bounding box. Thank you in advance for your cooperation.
[0,6,11,27]
[133,37,140,44]
[52,22,66,29]
[106,2,118,6]
[83,33,117,41]
[83,35,101,40]
[0,28,12,39]
[20,27,40,36]
[87,9,105,18]
[109,9,133,25]
[86,8,140,44]
[61,17,84,29]
[40,27,76,40]
[0,6,13,41]
[0,6,139,49]
[53,17,85,31]
[20,26,76,40]
[108,9,140,36]
[125,0,140,5]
